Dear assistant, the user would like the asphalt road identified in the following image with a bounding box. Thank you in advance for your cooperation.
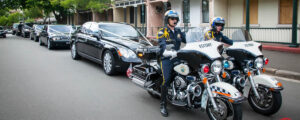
[0,35,299,120]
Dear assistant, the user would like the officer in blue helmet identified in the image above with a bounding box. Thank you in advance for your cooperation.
[157,10,186,117]
[205,17,233,45]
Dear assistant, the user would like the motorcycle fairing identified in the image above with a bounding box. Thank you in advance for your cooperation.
[181,40,222,60]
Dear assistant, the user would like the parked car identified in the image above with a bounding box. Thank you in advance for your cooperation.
[0,26,7,38]
[21,23,33,38]
[71,22,144,75]
[12,23,19,35]
[39,25,74,49]
[30,24,44,42]
[6,29,13,34]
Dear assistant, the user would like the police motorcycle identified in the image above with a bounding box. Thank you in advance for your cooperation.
[128,27,244,120]
[221,29,283,115]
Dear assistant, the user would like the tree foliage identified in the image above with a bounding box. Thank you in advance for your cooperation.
[0,16,8,26]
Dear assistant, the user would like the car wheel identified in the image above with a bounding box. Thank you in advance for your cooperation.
[12,31,15,35]
[34,36,38,42]
[3,35,6,38]
[39,38,44,46]
[71,42,80,60]
[103,50,116,75]
[47,39,53,50]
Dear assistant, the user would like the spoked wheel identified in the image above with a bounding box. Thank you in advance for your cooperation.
[207,98,242,120]
[248,85,282,115]
[71,42,80,60]
[103,51,116,75]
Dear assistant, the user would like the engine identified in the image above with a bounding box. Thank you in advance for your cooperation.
[168,75,202,106]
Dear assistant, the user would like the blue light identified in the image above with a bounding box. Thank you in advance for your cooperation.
[224,61,230,68]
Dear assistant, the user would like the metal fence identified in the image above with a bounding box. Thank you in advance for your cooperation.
[138,26,300,45]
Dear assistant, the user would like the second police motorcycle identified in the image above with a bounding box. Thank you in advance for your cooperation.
[128,27,244,120]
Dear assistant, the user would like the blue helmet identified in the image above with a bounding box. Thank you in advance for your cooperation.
[164,10,180,25]
[211,17,225,31]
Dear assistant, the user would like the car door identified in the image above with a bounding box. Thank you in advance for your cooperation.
[85,22,103,60]
[76,22,91,54]
[40,26,48,43]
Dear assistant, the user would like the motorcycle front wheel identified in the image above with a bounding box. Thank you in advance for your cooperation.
[206,98,242,120]
[248,86,282,115]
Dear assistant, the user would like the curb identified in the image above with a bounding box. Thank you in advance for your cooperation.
[265,68,300,80]
[262,45,300,54]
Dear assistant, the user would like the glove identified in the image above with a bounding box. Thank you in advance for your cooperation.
[163,50,177,59]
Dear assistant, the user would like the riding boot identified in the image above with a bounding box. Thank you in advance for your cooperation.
[160,85,168,117]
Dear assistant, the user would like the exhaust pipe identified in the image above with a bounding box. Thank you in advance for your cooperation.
[132,77,146,88]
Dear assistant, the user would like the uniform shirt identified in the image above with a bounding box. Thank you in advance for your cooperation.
[157,27,186,56]
[204,29,233,45]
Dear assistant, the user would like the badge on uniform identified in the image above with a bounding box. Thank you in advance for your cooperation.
[177,34,181,39]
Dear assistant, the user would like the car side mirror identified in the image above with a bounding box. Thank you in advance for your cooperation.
[91,33,101,40]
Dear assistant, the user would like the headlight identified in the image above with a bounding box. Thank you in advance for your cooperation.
[211,60,222,74]
[254,57,264,69]
[118,47,137,59]
[52,37,61,41]
[24,29,29,31]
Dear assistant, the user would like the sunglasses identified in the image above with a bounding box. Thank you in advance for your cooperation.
[169,17,177,20]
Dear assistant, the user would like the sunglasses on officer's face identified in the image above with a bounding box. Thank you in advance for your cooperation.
[169,17,177,20]
[215,23,223,26]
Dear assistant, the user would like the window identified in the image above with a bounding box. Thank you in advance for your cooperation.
[182,0,190,23]
[130,7,134,24]
[140,5,146,24]
[243,0,258,24]
[202,0,209,23]
[279,0,293,24]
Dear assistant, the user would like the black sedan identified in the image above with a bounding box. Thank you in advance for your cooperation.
[21,23,33,38]
[71,22,145,75]
[39,25,73,49]
[30,24,44,42]
[0,26,7,38]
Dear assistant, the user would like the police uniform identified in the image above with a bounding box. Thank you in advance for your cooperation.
[157,27,186,87]
[204,29,233,45]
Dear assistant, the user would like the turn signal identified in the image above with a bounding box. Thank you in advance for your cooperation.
[203,77,208,84]
[138,53,143,57]
[277,82,283,87]
[117,50,122,56]
[222,72,227,78]
[264,58,269,65]
[247,71,251,77]
[228,99,234,103]
[262,68,266,73]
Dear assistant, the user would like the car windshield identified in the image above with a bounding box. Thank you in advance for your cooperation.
[13,24,19,28]
[49,25,73,34]
[99,24,140,38]
[35,25,44,30]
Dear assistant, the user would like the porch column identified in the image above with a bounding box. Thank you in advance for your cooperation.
[134,4,138,28]
[123,7,127,23]
[290,0,299,47]
[245,0,250,31]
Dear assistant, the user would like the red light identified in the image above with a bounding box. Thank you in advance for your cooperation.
[126,64,133,78]
[202,65,210,73]
[264,58,269,65]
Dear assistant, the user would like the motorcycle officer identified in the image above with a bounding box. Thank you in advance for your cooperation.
[156,10,186,117]
[205,17,233,45]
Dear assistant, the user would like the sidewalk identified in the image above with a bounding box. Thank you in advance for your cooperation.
[262,43,300,80]
[262,43,300,54]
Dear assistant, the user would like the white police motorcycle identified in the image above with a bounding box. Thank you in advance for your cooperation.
[128,27,244,120]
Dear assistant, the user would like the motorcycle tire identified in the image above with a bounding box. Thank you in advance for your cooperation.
[248,87,282,116]
[207,98,242,120]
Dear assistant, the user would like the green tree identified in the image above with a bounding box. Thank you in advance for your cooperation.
[0,16,8,26]
[24,7,43,19]
[7,12,23,26]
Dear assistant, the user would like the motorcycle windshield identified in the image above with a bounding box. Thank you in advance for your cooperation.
[229,29,252,42]
[185,27,209,43]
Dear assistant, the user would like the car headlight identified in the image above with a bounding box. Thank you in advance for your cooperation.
[118,47,137,59]
[254,57,264,69]
[52,37,61,41]
[211,60,222,74]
